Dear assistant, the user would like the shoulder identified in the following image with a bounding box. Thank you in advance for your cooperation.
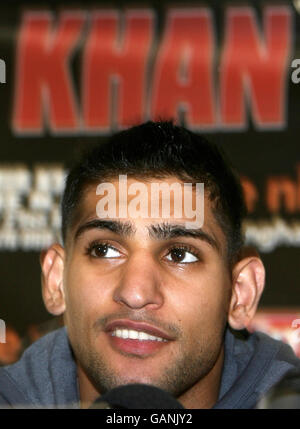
[0,327,78,408]
[250,329,300,368]
[216,327,300,408]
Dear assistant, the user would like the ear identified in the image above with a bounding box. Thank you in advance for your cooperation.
[228,256,265,330]
[41,244,66,316]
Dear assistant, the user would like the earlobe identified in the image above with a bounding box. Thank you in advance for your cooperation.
[228,256,265,330]
[41,244,66,316]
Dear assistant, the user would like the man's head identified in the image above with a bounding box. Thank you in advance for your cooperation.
[61,121,246,267]
[41,121,265,408]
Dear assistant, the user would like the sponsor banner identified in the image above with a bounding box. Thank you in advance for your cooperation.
[12,6,293,133]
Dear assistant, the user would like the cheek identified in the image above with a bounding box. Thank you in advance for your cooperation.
[63,262,107,331]
[167,266,231,336]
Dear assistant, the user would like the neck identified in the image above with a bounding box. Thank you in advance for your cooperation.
[77,365,100,409]
[178,345,224,408]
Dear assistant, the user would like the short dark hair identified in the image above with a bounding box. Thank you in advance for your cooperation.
[61,121,247,265]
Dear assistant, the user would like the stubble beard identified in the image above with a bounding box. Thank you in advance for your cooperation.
[72,327,226,401]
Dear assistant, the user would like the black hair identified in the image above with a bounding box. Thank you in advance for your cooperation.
[61,121,247,265]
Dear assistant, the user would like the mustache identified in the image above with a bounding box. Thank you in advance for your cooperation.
[93,310,181,338]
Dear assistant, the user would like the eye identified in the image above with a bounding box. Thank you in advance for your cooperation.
[165,247,199,264]
[87,243,121,259]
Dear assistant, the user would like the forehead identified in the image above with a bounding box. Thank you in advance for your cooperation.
[67,176,227,254]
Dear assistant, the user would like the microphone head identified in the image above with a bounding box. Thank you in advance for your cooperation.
[90,383,185,409]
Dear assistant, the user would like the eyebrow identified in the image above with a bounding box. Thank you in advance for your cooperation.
[74,219,220,252]
[74,219,136,241]
[149,223,220,252]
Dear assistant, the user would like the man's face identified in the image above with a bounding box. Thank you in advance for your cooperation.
[62,177,232,400]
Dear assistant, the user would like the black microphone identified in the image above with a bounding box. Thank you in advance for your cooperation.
[89,384,185,409]
[256,369,300,409]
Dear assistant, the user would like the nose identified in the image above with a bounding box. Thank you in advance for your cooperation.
[113,253,164,310]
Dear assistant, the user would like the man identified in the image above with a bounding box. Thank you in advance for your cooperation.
[0,121,299,408]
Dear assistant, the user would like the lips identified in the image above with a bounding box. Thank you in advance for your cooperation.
[104,319,174,356]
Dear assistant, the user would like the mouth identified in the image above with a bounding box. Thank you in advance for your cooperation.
[104,319,174,357]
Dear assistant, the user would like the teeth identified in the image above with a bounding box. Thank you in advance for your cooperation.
[111,328,167,342]
[129,330,138,339]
